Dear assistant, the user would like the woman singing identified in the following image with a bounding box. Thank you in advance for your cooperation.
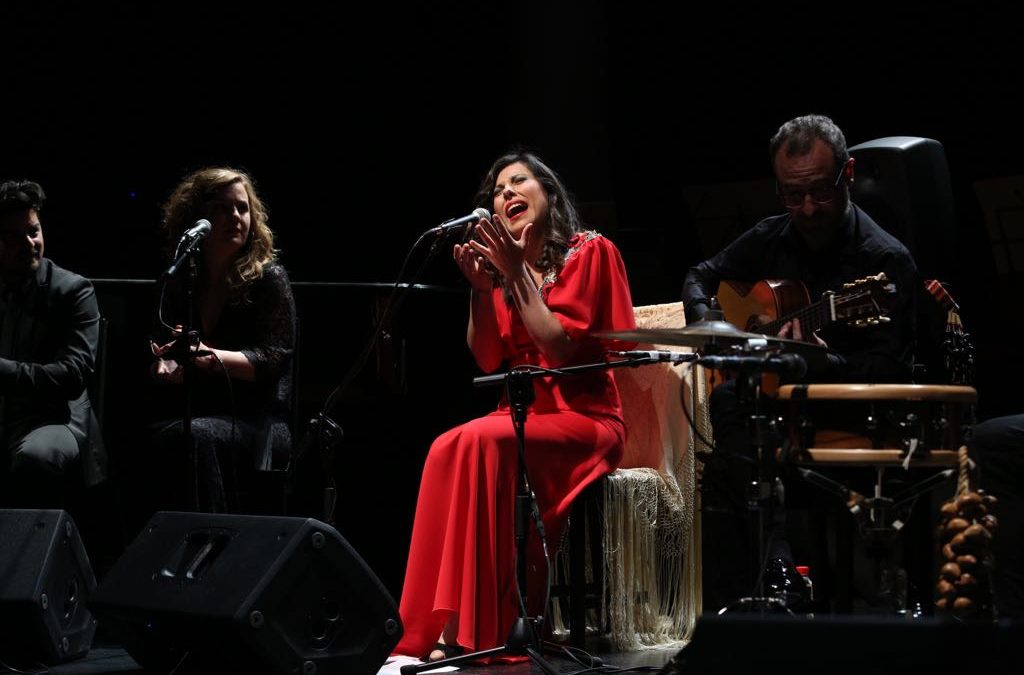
[395,151,636,662]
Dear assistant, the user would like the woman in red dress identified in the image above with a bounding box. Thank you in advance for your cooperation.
[395,151,636,662]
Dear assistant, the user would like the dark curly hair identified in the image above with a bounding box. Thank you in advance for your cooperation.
[473,151,580,278]
[0,180,46,216]
[161,167,276,297]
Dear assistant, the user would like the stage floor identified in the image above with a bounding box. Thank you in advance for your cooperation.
[42,642,678,674]
[34,615,1024,674]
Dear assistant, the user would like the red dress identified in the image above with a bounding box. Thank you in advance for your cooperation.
[395,232,636,658]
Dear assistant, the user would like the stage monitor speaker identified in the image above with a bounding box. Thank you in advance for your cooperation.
[0,509,97,665]
[662,613,1023,674]
[849,136,957,281]
[90,511,402,675]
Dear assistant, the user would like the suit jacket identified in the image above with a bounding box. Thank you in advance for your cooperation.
[0,258,107,486]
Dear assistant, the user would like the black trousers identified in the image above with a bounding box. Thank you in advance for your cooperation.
[971,414,1024,620]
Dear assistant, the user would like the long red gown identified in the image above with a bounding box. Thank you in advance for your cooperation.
[394,231,636,658]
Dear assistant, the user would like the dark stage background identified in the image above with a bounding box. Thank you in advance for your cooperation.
[2,6,1022,602]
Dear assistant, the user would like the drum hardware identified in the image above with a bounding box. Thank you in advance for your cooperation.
[599,318,820,613]
[795,460,957,616]
[691,346,811,614]
[776,383,977,614]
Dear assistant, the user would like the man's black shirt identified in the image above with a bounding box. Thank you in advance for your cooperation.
[682,204,918,383]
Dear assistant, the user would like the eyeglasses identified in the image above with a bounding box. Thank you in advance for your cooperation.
[777,159,851,208]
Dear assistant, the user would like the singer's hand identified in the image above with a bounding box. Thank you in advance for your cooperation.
[468,215,533,279]
[453,242,493,292]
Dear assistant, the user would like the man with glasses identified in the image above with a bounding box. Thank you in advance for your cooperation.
[0,180,106,508]
[682,115,919,613]
[684,114,917,379]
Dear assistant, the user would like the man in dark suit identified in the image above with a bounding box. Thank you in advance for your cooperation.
[0,180,106,507]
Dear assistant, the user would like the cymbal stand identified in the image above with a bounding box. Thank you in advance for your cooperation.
[696,346,798,614]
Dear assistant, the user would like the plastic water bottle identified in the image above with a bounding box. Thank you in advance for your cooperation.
[796,566,814,617]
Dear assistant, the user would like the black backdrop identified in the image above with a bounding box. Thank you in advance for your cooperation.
[2,5,1021,600]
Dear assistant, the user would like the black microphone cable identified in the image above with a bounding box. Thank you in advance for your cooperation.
[308,212,489,523]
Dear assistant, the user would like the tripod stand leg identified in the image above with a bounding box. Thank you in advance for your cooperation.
[397,617,562,675]
[399,645,506,674]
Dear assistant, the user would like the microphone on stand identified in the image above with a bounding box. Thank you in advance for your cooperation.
[697,352,807,378]
[163,220,213,279]
[176,219,212,248]
[426,208,491,237]
[608,350,697,364]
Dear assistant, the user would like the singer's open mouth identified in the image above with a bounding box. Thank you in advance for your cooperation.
[505,201,527,220]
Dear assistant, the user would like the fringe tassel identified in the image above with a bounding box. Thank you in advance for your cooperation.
[550,302,711,649]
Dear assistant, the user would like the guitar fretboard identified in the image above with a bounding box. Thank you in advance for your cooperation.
[757,296,832,335]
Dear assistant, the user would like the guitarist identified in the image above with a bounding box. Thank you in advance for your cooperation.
[683,115,918,383]
[682,115,920,613]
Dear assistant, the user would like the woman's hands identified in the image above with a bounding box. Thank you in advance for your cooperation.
[150,327,222,384]
[465,214,536,280]
[453,241,494,292]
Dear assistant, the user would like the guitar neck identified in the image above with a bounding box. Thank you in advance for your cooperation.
[758,296,833,335]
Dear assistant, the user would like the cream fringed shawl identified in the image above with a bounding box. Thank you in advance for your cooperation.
[552,302,712,649]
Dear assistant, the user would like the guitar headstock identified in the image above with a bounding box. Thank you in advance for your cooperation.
[831,273,897,327]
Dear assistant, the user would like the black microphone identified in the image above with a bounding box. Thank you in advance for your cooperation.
[609,350,697,364]
[697,352,807,379]
[163,220,213,278]
[426,208,491,236]
[177,219,212,247]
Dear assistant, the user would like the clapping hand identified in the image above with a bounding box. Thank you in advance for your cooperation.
[466,214,535,279]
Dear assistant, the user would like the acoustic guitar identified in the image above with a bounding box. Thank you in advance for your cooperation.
[716,273,896,337]
[705,273,897,389]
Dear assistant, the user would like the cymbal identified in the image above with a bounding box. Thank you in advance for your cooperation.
[595,319,757,348]
[595,319,826,351]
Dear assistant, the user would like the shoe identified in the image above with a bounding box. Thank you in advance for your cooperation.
[425,642,464,662]
[763,557,810,610]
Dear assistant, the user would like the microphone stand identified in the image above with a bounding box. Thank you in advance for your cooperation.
[697,350,794,614]
[299,221,466,524]
[160,235,209,510]
[183,253,198,509]
[401,354,690,674]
